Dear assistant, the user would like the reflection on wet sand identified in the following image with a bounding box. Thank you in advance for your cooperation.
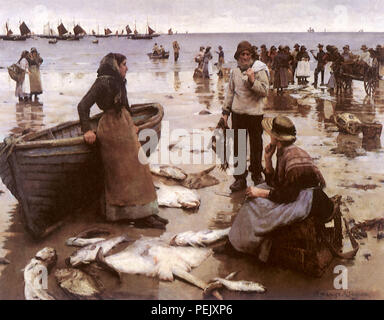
[173,71,181,91]
[13,102,44,135]
[194,77,214,109]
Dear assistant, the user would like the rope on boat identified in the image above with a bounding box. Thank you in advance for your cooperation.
[0,136,24,158]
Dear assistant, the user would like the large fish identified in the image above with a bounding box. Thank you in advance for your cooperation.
[155,183,200,209]
[55,268,104,299]
[150,164,187,180]
[24,247,57,300]
[170,228,231,247]
[67,235,131,267]
[96,237,211,281]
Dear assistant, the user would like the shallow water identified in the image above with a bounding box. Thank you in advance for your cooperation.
[0,34,384,299]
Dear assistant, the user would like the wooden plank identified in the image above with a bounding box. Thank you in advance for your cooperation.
[23,171,68,181]
[27,195,58,206]
[16,153,91,165]
[19,163,92,173]
[19,144,91,157]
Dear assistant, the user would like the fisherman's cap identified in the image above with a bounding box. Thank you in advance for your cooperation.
[278,45,284,51]
[318,43,324,48]
[300,45,306,50]
[218,45,223,50]
[294,43,300,48]
[261,44,266,49]
[200,46,205,51]
[376,44,382,50]
[234,41,253,60]
[262,116,297,142]
[30,47,37,53]
[361,44,368,50]
[343,45,350,50]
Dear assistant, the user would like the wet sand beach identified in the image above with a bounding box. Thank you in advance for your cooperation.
[0,36,384,299]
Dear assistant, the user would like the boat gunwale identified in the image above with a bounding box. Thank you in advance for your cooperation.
[11,103,164,150]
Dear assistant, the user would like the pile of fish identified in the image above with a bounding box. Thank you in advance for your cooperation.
[349,218,384,240]
[23,225,267,300]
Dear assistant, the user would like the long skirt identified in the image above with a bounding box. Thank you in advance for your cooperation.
[296,61,310,77]
[97,108,159,221]
[228,183,313,261]
[15,73,26,98]
[29,65,43,95]
[273,67,289,89]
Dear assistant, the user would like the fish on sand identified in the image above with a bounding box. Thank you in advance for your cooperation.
[209,278,266,293]
[67,235,131,267]
[66,237,107,247]
[170,228,231,247]
[150,164,187,180]
[55,268,104,299]
[155,182,200,209]
[95,236,211,281]
[24,247,57,300]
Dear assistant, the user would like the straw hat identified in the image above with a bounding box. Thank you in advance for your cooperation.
[262,116,297,142]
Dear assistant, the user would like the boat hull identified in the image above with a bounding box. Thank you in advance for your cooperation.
[147,52,170,59]
[0,103,164,238]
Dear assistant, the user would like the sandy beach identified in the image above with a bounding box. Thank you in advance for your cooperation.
[0,46,384,300]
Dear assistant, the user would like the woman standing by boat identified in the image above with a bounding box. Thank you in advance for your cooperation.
[77,53,168,229]
[27,48,43,102]
[15,50,30,103]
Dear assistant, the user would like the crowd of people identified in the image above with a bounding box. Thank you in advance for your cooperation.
[193,41,382,94]
[13,47,43,103]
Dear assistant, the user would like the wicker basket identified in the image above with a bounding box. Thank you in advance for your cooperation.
[267,201,343,277]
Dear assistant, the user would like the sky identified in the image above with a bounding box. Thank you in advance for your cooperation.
[0,0,383,34]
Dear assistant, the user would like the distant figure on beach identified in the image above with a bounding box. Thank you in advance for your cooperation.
[291,44,300,83]
[221,41,269,192]
[193,46,205,78]
[359,45,372,66]
[27,47,43,102]
[341,45,354,62]
[15,50,30,103]
[268,46,277,86]
[296,45,310,85]
[310,43,326,87]
[215,45,224,77]
[172,41,180,62]
[159,45,165,56]
[284,46,294,84]
[252,46,259,61]
[272,45,290,94]
[77,53,168,229]
[202,46,213,79]
[260,45,269,65]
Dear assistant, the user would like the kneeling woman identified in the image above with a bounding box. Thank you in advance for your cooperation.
[77,53,167,229]
[228,115,333,261]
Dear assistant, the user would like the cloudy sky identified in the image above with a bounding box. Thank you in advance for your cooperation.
[1,0,383,34]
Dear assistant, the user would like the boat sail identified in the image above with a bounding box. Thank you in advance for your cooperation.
[3,22,26,41]
[168,28,173,35]
[19,21,31,37]
[147,25,155,35]
[58,23,68,36]
[73,24,86,37]
[126,25,132,34]
[104,28,112,36]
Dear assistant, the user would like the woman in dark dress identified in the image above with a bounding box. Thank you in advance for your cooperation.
[77,53,168,229]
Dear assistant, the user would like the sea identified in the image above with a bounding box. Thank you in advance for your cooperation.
[0,32,383,74]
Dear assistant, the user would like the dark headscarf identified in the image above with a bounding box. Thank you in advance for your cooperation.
[96,53,128,111]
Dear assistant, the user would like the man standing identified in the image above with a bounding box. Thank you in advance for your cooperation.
[359,44,372,66]
[221,41,269,192]
[215,46,225,76]
[173,41,180,62]
[310,43,326,87]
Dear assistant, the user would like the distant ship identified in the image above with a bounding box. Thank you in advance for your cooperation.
[168,28,173,35]
[307,27,315,33]
[358,29,364,32]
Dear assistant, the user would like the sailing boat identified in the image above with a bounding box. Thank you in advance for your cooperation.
[3,21,27,41]
[168,28,173,35]
[131,21,155,40]
[57,22,80,40]
[19,21,31,38]
[95,27,111,38]
[73,24,86,38]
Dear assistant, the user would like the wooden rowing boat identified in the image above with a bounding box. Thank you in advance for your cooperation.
[147,52,170,59]
[0,103,164,239]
